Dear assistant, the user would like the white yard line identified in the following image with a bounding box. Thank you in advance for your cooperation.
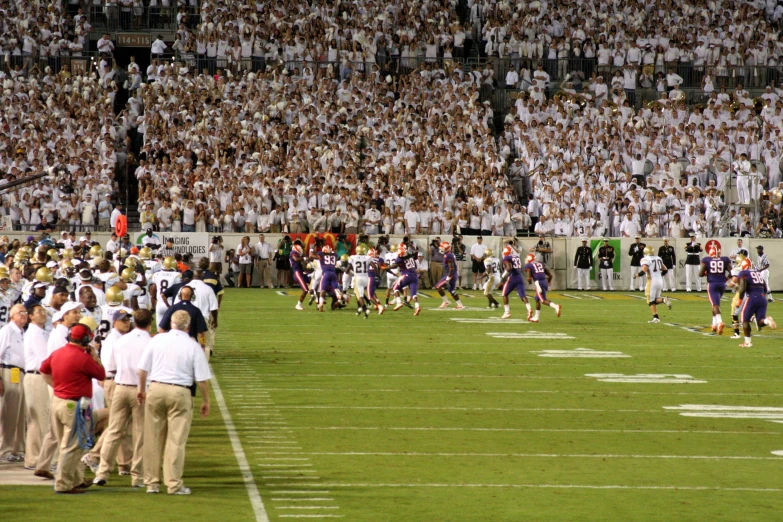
[211,367,270,522]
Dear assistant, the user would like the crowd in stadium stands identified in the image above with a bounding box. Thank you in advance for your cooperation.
[2,0,783,239]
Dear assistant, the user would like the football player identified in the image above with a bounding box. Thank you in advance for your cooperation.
[524,253,562,322]
[391,243,421,316]
[639,245,672,323]
[482,248,501,309]
[699,245,731,333]
[736,262,777,347]
[366,248,385,314]
[317,245,344,312]
[340,254,353,292]
[349,245,372,318]
[98,285,133,342]
[150,257,182,328]
[140,247,163,277]
[434,242,464,310]
[384,244,400,306]
[291,242,310,311]
[120,267,144,311]
[307,240,322,306]
[499,246,530,319]
[727,255,748,339]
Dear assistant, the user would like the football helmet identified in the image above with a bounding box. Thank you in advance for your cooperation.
[340,254,350,262]
[398,244,408,257]
[47,249,59,261]
[105,285,125,306]
[525,253,535,263]
[61,249,74,260]
[368,248,377,258]
[484,248,494,258]
[35,267,54,284]
[120,267,136,283]
[163,257,178,271]
[139,247,153,260]
[439,242,451,254]
[322,245,334,254]
[389,244,397,253]
[0,267,10,281]
[63,260,76,275]
[740,257,752,270]
[643,245,654,256]
[707,246,718,257]
[356,244,368,256]
[502,245,514,257]
[119,248,128,258]
[292,244,304,256]
[89,245,104,259]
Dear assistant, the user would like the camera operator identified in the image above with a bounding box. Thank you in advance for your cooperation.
[429,237,444,285]
[336,234,351,259]
[208,235,224,278]
[532,234,552,267]
[224,248,237,288]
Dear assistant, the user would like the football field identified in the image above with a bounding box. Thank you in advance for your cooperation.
[4,288,783,520]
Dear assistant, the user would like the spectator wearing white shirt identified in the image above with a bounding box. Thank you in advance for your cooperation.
[254,234,273,289]
[22,304,49,469]
[97,33,115,56]
[469,236,486,290]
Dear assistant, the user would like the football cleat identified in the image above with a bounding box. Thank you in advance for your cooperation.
[308,295,315,306]
[648,318,660,323]
[393,303,404,311]
[766,316,777,329]
[378,305,385,315]
[295,303,304,311]
[455,304,465,310]
[413,307,420,316]
[317,304,324,312]
[739,342,753,348]
[711,325,717,332]
[556,304,562,317]
[356,310,362,316]
[730,333,741,339]
[664,297,672,310]
[526,310,533,321]
[364,309,370,319]
[529,317,540,323]
[717,322,725,335]
[439,302,450,309]
[500,312,511,319]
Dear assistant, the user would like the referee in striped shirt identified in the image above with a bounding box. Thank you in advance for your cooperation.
[159,238,175,258]
[755,245,773,302]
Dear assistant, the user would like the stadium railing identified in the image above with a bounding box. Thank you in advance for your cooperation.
[88,4,200,32]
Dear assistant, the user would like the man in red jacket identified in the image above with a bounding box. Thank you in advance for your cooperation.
[40,323,105,494]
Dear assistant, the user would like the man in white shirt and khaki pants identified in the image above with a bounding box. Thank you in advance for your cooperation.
[138,310,210,495]
[254,234,273,288]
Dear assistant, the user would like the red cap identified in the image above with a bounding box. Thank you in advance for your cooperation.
[69,324,93,342]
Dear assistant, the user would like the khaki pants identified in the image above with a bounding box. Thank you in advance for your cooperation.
[35,386,59,472]
[256,259,272,288]
[430,262,444,286]
[24,373,50,468]
[90,379,131,468]
[98,217,110,231]
[0,367,25,457]
[143,383,193,494]
[205,320,216,362]
[97,384,144,485]
[51,396,85,492]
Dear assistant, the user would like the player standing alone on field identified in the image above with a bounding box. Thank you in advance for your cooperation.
[435,242,464,310]
[699,246,731,334]
[573,238,593,291]
[524,253,562,322]
[755,245,773,303]
[736,263,777,348]
[639,246,672,323]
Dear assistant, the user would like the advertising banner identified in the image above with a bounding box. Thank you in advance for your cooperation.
[133,231,209,258]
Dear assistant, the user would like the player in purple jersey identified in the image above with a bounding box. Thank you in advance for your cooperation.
[435,242,464,310]
[290,241,311,311]
[524,253,562,322]
[500,245,531,319]
[366,248,385,314]
[391,243,421,316]
[698,245,731,334]
[317,245,345,312]
[737,267,777,347]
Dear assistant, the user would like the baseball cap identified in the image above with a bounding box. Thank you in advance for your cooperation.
[68,323,92,341]
[79,236,88,242]
[52,301,83,323]
[113,310,132,323]
[181,270,194,281]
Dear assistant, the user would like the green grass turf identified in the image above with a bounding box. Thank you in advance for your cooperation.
[3,288,783,521]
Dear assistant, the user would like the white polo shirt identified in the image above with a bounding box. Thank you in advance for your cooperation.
[0,322,25,368]
[101,328,125,376]
[109,329,152,386]
[470,242,486,260]
[46,323,70,356]
[139,329,211,387]
[24,323,50,373]
[183,280,219,322]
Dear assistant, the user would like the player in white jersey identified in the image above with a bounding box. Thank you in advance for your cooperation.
[340,255,353,291]
[639,246,672,323]
[78,285,103,330]
[483,249,502,309]
[308,244,323,305]
[150,257,182,328]
[349,245,372,318]
[98,285,132,341]
[7,267,23,305]
[0,270,13,328]
[119,267,144,310]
